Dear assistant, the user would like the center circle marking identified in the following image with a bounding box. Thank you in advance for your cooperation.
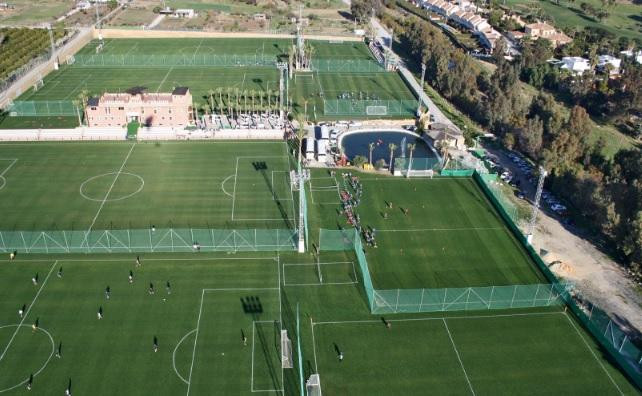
[79,172,145,202]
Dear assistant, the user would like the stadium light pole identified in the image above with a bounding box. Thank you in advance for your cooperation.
[526,166,547,245]
[416,62,426,117]
[47,23,58,70]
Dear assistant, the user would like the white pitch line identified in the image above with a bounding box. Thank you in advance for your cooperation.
[310,319,318,372]
[186,289,205,395]
[231,157,239,220]
[442,319,476,396]
[85,143,136,234]
[312,311,564,326]
[221,174,235,198]
[563,313,624,395]
[377,227,503,232]
[156,66,175,93]
[277,255,284,393]
[0,159,17,177]
[203,287,280,292]
[0,260,57,362]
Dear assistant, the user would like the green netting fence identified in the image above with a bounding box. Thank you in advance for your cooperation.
[0,228,297,253]
[310,58,384,73]
[440,169,474,177]
[394,157,442,176]
[475,172,519,223]
[7,100,79,117]
[323,99,416,116]
[73,53,277,67]
[371,283,567,314]
[470,170,642,387]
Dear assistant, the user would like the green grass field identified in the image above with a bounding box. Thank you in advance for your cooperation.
[505,0,642,39]
[1,38,417,128]
[0,141,296,230]
[0,141,638,394]
[308,170,543,289]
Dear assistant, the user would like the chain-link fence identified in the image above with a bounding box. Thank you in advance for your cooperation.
[323,99,416,117]
[7,100,79,117]
[0,228,297,253]
[73,53,277,67]
[394,157,442,176]
[310,58,384,73]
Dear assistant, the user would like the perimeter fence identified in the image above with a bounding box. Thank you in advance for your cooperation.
[72,53,277,67]
[323,99,416,117]
[0,228,297,253]
[7,100,78,117]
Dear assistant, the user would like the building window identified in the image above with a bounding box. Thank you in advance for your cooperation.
[154,109,157,114]
[91,107,96,110]
[169,109,172,114]
[169,117,172,120]
[118,107,124,110]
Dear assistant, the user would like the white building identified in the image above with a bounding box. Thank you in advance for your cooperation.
[620,50,642,65]
[597,55,622,75]
[76,1,91,10]
[172,8,195,18]
[559,57,591,75]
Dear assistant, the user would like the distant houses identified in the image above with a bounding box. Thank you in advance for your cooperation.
[523,22,572,48]
[416,0,503,50]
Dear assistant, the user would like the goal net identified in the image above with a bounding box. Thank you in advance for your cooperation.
[33,78,44,91]
[281,330,293,368]
[366,105,387,116]
[306,374,322,396]
[66,55,75,65]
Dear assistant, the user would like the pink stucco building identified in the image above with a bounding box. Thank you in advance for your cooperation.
[86,87,193,128]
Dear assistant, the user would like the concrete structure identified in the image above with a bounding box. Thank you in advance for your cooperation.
[476,28,502,50]
[524,22,571,48]
[597,55,622,75]
[86,87,193,128]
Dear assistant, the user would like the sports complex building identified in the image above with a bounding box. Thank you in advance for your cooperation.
[0,27,640,395]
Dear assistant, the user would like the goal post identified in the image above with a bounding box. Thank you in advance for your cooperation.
[306,374,322,396]
[281,329,293,368]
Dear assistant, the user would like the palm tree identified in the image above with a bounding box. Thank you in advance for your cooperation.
[296,114,307,164]
[406,143,416,178]
[72,99,82,126]
[208,89,215,113]
[77,89,89,126]
[266,89,272,114]
[368,142,375,165]
[227,88,232,116]
[216,87,223,114]
[250,89,256,115]
[388,143,397,172]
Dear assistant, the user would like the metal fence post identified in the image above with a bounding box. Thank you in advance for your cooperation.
[395,289,400,313]
[510,285,517,308]
[419,288,425,312]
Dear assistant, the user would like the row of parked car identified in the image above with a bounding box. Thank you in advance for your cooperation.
[505,152,568,216]
[483,151,569,217]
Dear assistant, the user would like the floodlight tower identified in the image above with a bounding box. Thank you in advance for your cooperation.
[526,166,547,245]
[95,2,101,28]
[295,5,305,69]
[277,62,288,121]
[416,62,426,116]
[47,23,59,70]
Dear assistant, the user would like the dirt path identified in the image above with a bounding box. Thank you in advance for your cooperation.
[531,214,642,332]
[483,144,642,333]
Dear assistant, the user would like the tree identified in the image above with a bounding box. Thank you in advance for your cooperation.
[72,99,82,127]
[368,142,376,165]
[406,143,416,178]
[208,89,215,113]
[353,155,368,168]
[295,115,306,164]
[388,143,397,172]
[518,116,543,158]
[77,89,89,126]
[350,0,381,23]
[503,133,515,150]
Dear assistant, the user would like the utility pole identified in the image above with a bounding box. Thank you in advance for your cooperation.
[47,23,59,70]
[277,62,287,122]
[526,166,547,245]
[416,62,426,117]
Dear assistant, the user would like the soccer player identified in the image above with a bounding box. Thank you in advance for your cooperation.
[27,373,33,390]
[32,318,39,332]
[149,282,154,295]
[241,329,247,346]
[18,304,25,318]
[97,306,103,320]
[105,286,110,300]
[166,281,171,294]
[135,256,141,267]
[32,273,38,285]
[128,270,134,284]
[9,251,15,260]
[56,341,62,358]
[338,352,344,362]
[153,336,158,352]
[57,267,63,278]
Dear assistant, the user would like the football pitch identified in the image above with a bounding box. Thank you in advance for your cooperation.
[0,142,639,394]
[0,37,417,128]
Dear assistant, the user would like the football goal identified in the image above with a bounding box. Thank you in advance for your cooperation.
[306,374,322,396]
[281,329,293,368]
